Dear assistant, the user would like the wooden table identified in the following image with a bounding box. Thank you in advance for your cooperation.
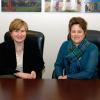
[0,78,100,100]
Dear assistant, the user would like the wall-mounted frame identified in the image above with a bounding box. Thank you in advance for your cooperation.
[45,0,100,13]
[1,0,41,12]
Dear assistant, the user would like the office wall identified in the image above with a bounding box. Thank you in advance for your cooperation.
[0,1,100,78]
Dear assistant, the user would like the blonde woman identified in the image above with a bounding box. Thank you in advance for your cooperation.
[0,18,44,79]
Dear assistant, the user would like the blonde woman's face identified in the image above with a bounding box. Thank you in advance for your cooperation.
[11,27,26,43]
[70,24,86,45]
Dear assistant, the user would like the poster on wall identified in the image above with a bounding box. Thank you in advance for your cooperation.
[1,0,41,12]
[45,0,100,12]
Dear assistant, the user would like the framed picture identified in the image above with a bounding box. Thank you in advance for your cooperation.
[45,0,100,12]
[86,0,100,12]
[1,0,41,12]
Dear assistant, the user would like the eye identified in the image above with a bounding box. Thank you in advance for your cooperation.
[15,29,19,32]
[14,29,25,33]
[21,30,25,32]
[71,30,76,33]
[78,30,82,33]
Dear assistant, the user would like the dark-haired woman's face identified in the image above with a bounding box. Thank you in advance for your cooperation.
[71,24,86,45]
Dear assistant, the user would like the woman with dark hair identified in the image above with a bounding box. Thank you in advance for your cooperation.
[53,17,98,79]
[0,18,44,79]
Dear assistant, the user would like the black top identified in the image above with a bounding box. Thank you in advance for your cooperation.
[0,38,44,79]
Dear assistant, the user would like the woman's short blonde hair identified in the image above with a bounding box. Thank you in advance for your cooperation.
[9,18,28,32]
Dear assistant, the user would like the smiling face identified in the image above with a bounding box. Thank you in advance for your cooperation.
[68,17,87,44]
[11,27,26,44]
[9,18,28,44]
[70,24,86,45]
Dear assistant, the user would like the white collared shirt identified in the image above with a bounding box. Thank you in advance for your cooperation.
[16,50,23,72]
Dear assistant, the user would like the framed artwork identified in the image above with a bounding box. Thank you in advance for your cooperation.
[86,0,100,12]
[1,0,41,12]
[45,0,100,12]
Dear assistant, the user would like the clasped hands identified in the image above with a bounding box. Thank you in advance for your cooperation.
[58,75,67,79]
[15,71,36,79]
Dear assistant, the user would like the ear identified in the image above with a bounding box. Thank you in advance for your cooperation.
[10,31,13,39]
[67,33,71,40]
[84,31,87,35]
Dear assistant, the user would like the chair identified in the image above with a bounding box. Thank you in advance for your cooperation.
[86,30,100,78]
[4,30,45,78]
[4,30,45,57]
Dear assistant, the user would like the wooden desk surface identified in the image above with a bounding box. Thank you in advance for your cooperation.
[0,79,100,100]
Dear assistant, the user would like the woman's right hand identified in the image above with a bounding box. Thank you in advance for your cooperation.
[58,75,67,79]
[14,72,35,79]
[58,76,64,79]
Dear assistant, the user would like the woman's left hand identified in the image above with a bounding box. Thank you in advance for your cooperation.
[62,75,67,79]
[31,71,36,79]
[58,75,67,79]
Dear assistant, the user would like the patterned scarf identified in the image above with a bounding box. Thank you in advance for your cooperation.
[66,38,90,74]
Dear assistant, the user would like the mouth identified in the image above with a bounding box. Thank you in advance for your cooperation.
[74,37,80,39]
[16,36,24,39]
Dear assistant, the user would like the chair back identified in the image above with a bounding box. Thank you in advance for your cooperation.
[4,30,45,57]
[87,30,100,78]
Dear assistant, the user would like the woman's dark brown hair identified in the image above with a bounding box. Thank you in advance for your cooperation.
[67,17,87,40]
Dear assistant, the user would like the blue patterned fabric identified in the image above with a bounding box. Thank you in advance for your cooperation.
[66,39,90,74]
[53,39,98,79]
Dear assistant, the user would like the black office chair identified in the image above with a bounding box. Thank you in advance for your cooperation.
[4,30,45,57]
[4,30,45,78]
[86,30,100,78]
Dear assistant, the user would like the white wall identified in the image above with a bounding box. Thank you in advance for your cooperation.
[0,1,100,78]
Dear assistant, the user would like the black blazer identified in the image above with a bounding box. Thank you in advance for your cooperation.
[0,38,44,79]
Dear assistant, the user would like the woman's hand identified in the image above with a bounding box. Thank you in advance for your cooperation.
[14,72,36,79]
[58,75,67,79]
[31,71,36,79]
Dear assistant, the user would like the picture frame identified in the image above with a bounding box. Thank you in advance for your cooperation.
[1,0,41,12]
[45,0,100,13]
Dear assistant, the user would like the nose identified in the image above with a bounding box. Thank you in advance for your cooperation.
[17,31,22,35]
[17,31,24,37]
[74,32,78,35]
